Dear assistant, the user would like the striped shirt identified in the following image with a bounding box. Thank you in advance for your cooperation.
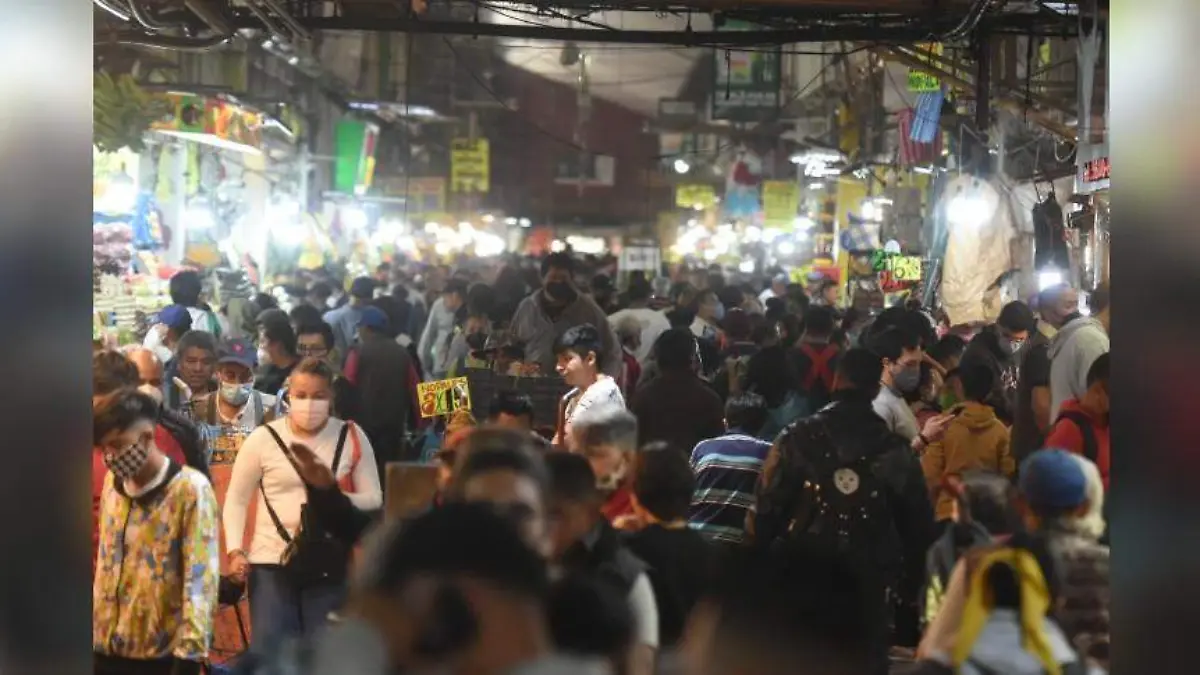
[688,432,772,545]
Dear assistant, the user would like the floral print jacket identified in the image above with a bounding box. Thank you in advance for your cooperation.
[93,461,220,662]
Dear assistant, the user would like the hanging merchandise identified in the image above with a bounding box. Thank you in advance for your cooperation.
[675,184,717,210]
[762,181,800,228]
[724,148,762,218]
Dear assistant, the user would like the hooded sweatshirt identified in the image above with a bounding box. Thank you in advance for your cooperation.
[1045,399,1110,490]
[959,326,1023,424]
[1048,316,1109,420]
[921,402,1016,521]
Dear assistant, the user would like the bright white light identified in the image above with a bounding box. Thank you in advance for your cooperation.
[777,240,796,256]
[793,216,815,230]
[946,193,990,228]
[1038,269,1064,291]
[702,249,718,262]
[342,207,368,230]
[397,236,417,252]
[457,221,473,232]
[745,225,762,242]
[424,222,440,233]
[913,166,934,175]
[762,228,782,243]
[504,217,518,226]
[808,182,825,190]
[288,56,300,66]
[273,221,307,246]
[738,259,756,273]
[686,218,698,227]
[795,230,809,241]
[692,203,704,211]
[98,172,138,214]
[475,233,505,257]
[550,239,566,253]
[861,201,883,222]
[482,214,495,224]
[565,235,605,255]
[673,159,691,174]
[185,205,215,230]
[434,242,451,256]
[519,218,532,228]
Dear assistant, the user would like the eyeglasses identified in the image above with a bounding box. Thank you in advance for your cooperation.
[297,346,329,357]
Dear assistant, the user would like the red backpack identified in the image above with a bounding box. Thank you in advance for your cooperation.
[797,342,840,397]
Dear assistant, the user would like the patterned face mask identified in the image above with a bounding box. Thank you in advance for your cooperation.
[104,441,151,481]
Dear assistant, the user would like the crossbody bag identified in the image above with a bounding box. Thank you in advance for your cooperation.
[259,423,351,588]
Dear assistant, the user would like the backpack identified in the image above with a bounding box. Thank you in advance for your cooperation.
[1055,410,1099,464]
[796,342,839,408]
[788,416,895,559]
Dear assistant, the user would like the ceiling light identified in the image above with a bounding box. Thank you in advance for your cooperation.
[673,159,690,174]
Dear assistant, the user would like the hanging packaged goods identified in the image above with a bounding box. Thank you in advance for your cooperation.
[450,138,490,194]
[711,21,782,122]
[762,181,800,228]
[417,377,473,418]
[152,94,265,153]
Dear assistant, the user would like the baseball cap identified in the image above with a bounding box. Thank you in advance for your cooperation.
[350,276,377,300]
[1019,449,1088,513]
[217,337,257,369]
[358,306,389,331]
[158,304,193,332]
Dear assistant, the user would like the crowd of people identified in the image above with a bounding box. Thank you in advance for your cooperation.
[91,256,1111,675]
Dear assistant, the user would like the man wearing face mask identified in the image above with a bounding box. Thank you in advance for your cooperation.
[958,300,1037,424]
[93,351,210,565]
[569,409,640,525]
[193,338,278,466]
[869,328,954,452]
[690,289,725,347]
[510,253,622,378]
[93,389,220,675]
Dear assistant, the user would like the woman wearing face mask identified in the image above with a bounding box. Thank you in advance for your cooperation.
[223,358,383,654]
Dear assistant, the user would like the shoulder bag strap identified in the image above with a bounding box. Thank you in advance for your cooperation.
[1056,410,1099,464]
[330,422,351,481]
[260,424,298,544]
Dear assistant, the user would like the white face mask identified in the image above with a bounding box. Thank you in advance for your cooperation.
[137,384,164,405]
[289,398,331,431]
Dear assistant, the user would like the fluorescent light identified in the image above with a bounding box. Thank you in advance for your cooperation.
[673,159,691,174]
[738,259,755,273]
[777,240,796,256]
[1038,269,1064,291]
[946,193,990,229]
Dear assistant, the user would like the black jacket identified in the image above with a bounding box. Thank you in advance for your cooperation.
[561,521,647,597]
[157,406,209,479]
[959,326,1021,424]
[752,390,934,601]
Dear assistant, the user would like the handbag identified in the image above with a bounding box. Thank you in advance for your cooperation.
[259,423,351,588]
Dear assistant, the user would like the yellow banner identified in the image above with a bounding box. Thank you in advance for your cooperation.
[450,138,490,194]
[675,184,716,209]
[762,181,799,227]
[417,377,472,418]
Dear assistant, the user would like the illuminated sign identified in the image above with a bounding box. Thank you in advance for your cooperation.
[417,377,472,418]
[1082,157,1109,184]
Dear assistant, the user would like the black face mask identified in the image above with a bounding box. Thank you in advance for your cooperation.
[465,332,487,350]
[545,281,578,304]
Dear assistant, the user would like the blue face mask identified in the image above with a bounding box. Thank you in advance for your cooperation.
[219,381,253,407]
[712,301,726,322]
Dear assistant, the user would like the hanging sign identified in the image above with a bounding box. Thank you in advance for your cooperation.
[1077,143,1110,193]
[451,138,490,194]
[762,181,800,227]
[711,22,782,122]
[417,377,472,418]
[675,184,717,209]
[907,43,944,93]
[334,120,379,196]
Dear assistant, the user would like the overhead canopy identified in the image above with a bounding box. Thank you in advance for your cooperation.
[489,10,710,116]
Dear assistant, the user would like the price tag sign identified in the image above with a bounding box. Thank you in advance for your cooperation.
[889,256,923,281]
[417,377,472,418]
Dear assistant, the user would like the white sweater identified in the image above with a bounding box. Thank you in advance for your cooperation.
[222,418,383,565]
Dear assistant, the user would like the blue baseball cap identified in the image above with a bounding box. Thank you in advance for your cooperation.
[359,306,390,331]
[217,337,257,369]
[1019,449,1088,513]
[158,304,193,331]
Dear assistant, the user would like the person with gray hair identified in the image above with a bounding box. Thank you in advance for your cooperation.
[569,408,640,524]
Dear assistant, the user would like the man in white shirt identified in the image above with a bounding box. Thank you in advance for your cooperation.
[607,280,669,363]
[758,273,787,305]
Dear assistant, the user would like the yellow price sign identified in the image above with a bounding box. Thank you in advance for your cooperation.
[889,255,923,281]
[762,180,800,227]
[416,377,472,418]
[675,184,716,209]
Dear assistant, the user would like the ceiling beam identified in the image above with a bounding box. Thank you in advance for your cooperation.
[231,13,1077,45]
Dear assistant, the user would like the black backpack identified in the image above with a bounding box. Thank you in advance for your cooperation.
[788,417,896,559]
